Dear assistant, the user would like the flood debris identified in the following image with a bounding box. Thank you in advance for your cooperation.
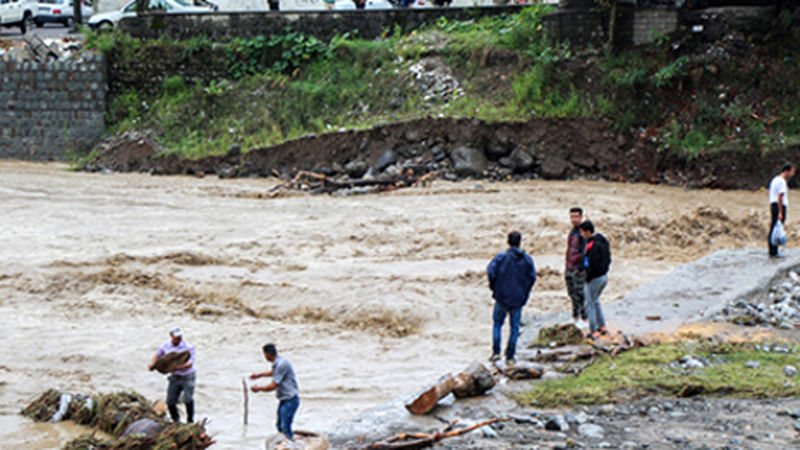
[713,269,800,329]
[21,389,214,449]
[0,35,85,63]
[268,170,437,197]
[536,323,585,346]
[367,417,509,450]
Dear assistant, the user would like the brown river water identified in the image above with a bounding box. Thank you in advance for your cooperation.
[0,161,780,449]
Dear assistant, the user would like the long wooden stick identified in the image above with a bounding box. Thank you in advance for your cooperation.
[242,377,249,425]
[369,417,506,449]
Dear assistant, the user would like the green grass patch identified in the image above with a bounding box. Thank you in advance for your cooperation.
[516,342,800,407]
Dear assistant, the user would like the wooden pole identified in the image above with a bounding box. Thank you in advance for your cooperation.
[242,378,249,425]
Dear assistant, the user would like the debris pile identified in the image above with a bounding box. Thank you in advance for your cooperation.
[21,389,214,449]
[536,323,585,347]
[408,56,463,105]
[0,35,86,62]
[713,270,800,329]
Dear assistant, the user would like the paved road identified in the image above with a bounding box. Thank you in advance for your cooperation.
[0,23,80,41]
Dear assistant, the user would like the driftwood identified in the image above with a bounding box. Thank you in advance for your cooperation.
[368,417,508,450]
[150,351,190,374]
[269,170,436,197]
[404,374,455,415]
[502,366,543,380]
[452,362,495,398]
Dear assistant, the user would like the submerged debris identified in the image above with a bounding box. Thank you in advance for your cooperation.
[21,389,214,449]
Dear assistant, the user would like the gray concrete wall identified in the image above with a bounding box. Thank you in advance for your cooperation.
[0,55,107,161]
[541,6,680,48]
[118,6,525,42]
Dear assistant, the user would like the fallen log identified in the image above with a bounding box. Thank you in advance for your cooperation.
[452,363,495,398]
[404,374,455,415]
[368,417,508,449]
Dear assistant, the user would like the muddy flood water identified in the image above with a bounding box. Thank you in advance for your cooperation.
[0,161,784,449]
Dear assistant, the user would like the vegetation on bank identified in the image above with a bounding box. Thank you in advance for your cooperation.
[83,6,800,159]
[516,341,800,408]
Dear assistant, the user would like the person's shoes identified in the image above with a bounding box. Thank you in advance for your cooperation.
[489,353,500,362]
[597,326,609,336]
[506,358,516,366]
[575,320,588,330]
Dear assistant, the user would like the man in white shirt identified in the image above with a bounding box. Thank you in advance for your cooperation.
[769,164,795,257]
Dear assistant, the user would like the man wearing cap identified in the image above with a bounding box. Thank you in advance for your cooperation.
[147,327,196,423]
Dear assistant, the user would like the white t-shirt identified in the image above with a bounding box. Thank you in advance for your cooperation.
[769,175,789,206]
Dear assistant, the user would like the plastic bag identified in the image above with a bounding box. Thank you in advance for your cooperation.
[771,221,787,247]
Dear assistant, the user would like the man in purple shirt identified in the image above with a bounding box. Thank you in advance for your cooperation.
[147,326,196,423]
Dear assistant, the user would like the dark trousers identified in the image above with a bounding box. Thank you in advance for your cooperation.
[769,202,786,256]
[565,270,586,320]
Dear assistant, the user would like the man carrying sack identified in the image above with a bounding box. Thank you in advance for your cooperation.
[147,326,196,423]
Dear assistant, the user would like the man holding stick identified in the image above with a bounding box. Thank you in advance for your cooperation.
[250,343,300,439]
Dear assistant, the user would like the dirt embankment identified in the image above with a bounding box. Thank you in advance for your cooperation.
[83,117,796,190]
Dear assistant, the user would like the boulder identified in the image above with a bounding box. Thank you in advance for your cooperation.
[345,160,368,178]
[121,418,164,439]
[451,146,487,176]
[540,155,568,179]
[374,150,398,172]
[509,147,535,172]
[485,141,511,160]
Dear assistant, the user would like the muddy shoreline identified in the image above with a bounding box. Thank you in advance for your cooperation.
[84,117,799,190]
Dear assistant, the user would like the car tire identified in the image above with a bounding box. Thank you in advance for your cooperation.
[20,13,35,34]
[98,20,113,31]
[65,17,74,28]
[35,20,44,28]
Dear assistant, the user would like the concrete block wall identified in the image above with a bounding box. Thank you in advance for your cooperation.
[631,9,678,46]
[0,54,107,160]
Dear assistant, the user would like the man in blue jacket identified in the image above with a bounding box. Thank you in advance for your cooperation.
[487,231,537,366]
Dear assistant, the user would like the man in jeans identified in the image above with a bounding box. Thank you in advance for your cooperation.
[487,231,537,366]
[147,326,196,423]
[769,164,795,257]
[250,343,300,439]
[580,221,611,338]
[565,207,587,329]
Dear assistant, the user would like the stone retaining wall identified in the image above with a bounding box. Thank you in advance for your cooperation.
[118,6,525,42]
[0,54,107,160]
[541,6,680,47]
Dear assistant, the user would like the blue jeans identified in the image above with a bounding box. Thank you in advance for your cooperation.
[492,302,522,359]
[584,275,608,332]
[276,395,300,438]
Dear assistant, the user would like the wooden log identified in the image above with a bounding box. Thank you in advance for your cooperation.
[502,366,543,381]
[404,374,455,415]
[452,363,496,398]
[151,350,190,375]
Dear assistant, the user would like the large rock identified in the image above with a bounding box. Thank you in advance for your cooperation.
[374,150,398,172]
[121,418,164,438]
[540,155,568,179]
[345,160,368,178]
[451,146,487,176]
[510,147,535,172]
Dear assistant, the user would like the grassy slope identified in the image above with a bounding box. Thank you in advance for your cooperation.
[516,342,800,407]
[85,7,800,159]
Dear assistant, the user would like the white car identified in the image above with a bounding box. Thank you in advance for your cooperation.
[88,0,212,29]
[0,0,38,34]
[35,0,93,27]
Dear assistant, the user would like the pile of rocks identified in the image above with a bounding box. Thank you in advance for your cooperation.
[712,270,800,329]
[667,354,727,372]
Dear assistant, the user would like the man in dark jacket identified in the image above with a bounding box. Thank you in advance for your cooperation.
[487,231,537,366]
[579,221,610,337]
[565,207,587,329]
